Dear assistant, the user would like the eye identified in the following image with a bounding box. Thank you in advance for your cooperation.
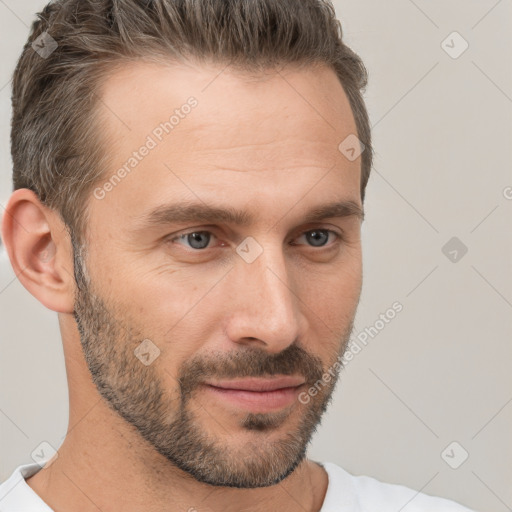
[167,228,342,251]
[293,229,341,248]
[169,231,218,250]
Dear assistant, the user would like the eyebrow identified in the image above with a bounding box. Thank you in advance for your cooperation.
[135,199,364,230]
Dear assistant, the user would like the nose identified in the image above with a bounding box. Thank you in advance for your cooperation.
[224,243,303,353]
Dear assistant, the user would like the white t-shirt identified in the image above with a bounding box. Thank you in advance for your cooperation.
[0,459,476,511]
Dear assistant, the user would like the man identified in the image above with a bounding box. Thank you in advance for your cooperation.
[0,0,475,510]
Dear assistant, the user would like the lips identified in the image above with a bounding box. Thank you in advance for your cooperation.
[201,376,306,413]
[203,376,306,392]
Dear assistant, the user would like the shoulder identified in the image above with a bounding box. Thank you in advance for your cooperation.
[319,462,477,512]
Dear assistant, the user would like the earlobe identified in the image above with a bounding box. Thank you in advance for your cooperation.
[0,188,76,314]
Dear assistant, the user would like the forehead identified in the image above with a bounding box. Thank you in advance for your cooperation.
[96,58,357,152]
[90,59,361,226]
[98,58,355,113]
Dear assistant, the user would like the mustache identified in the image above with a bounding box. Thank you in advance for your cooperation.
[177,343,326,397]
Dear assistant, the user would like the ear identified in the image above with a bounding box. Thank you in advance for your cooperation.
[1,188,76,313]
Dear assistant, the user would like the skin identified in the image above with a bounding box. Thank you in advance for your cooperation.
[1,59,364,512]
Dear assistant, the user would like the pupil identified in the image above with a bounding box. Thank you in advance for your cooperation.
[188,232,210,249]
[307,230,328,247]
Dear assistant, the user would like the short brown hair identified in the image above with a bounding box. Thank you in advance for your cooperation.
[11,0,372,246]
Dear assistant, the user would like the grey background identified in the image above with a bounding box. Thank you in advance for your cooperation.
[1,1,511,511]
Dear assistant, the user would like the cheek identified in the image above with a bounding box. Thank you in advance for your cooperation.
[296,261,361,351]
[113,271,220,362]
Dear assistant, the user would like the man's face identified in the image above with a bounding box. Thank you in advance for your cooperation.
[72,60,363,488]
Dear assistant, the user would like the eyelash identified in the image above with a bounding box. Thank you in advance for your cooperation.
[167,228,343,251]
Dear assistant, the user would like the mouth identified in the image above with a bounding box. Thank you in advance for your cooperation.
[201,376,306,413]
